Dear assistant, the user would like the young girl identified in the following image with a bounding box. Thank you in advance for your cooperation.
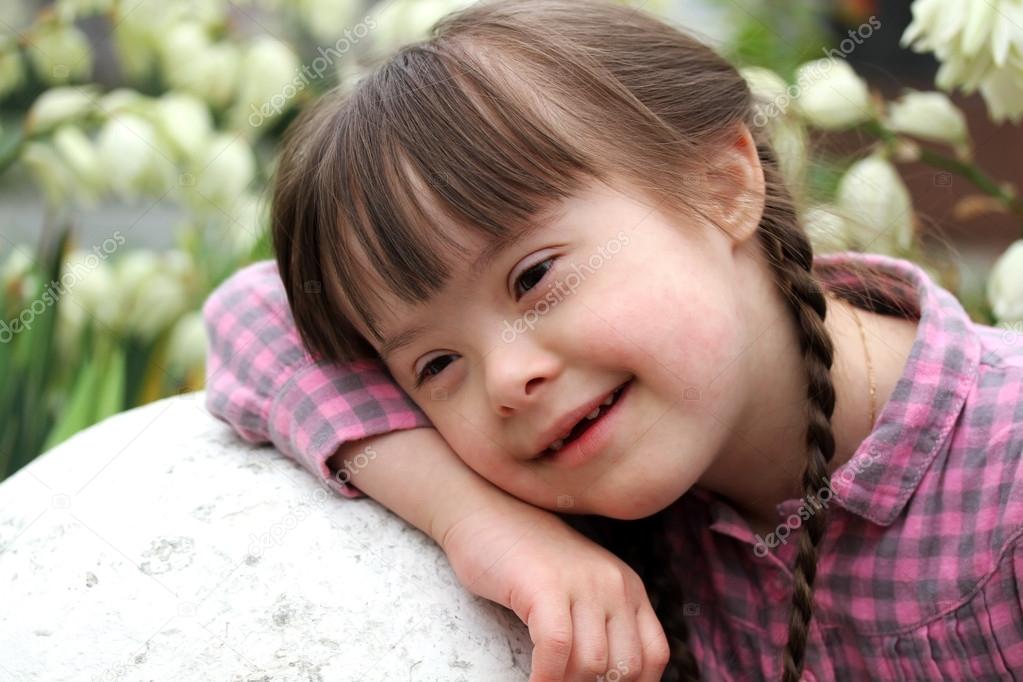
[203,0,1023,679]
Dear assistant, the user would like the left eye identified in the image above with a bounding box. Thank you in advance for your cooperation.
[413,257,557,387]
[414,354,455,387]
[513,257,555,300]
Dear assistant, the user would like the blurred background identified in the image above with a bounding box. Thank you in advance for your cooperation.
[1,0,1021,482]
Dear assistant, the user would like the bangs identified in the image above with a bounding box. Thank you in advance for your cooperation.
[320,41,602,346]
[274,0,756,366]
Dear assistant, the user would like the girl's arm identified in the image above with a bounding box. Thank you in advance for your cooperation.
[202,261,432,500]
[201,261,545,544]
[202,262,670,682]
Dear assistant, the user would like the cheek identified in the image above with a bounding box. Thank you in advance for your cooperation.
[577,249,741,396]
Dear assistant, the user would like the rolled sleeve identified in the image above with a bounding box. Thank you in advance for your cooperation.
[203,260,433,498]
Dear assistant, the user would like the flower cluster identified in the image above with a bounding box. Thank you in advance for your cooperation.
[901,0,1023,123]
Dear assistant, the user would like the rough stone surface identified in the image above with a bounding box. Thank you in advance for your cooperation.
[0,393,532,682]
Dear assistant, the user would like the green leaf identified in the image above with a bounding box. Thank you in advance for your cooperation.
[41,342,104,452]
[93,344,125,421]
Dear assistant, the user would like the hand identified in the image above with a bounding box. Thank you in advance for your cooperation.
[440,503,670,682]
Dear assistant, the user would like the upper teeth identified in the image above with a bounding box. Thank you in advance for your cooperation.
[548,390,619,452]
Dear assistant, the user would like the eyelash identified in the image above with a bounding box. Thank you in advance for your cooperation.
[412,257,556,387]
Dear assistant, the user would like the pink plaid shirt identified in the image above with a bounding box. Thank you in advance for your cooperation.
[203,251,1023,681]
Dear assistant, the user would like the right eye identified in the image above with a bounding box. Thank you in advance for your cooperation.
[513,257,556,300]
[414,353,457,387]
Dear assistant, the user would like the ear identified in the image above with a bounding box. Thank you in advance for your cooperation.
[704,122,766,250]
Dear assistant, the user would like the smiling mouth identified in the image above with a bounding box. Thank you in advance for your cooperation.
[540,381,629,457]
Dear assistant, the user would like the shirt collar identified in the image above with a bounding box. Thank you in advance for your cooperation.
[800,251,981,526]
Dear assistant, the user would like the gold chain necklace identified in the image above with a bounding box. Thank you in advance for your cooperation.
[849,305,877,428]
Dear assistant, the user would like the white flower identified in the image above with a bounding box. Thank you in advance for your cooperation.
[98,88,148,116]
[52,125,105,203]
[25,86,97,134]
[229,37,301,135]
[373,0,474,51]
[886,90,969,147]
[802,204,852,254]
[297,0,361,43]
[224,193,268,256]
[1,245,39,305]
[987,240,1023,322]
[60,250,120,331]
[112,250,191,341]
[165,311,207,375]
[980,66,1023,123]
[901,0,1023,123]
[21,142,78,206]
[187,133,256,210]
[794,58,873,130]
[162,249,196,283]
[26,22,93,85]
[742,66,791,113]
[159,23,239,107]
[835,155,915,255]
[0,39,25,99]
[153,92,213,160]
[768,119,808,195]
[96,113,177,198]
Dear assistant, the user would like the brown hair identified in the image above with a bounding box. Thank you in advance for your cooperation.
[272,1,842,678]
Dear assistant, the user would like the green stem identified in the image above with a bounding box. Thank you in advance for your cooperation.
[917,147,1023,214]
[0,131,25,177]
[863,121,1023,227]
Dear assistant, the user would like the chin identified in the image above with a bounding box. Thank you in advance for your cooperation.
[590,494,678,521]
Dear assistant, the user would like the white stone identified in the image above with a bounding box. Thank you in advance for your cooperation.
[0,393,532,681]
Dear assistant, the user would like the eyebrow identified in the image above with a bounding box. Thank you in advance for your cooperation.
[378,205,566,362]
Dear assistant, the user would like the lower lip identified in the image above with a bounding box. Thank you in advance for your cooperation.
[540,379,633,469]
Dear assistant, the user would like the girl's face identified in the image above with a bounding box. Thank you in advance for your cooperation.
[362,176,762,519]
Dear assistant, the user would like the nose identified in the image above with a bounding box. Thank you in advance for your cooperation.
[485,337,561,416]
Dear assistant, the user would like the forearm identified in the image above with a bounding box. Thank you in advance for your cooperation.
[327,426,537,550]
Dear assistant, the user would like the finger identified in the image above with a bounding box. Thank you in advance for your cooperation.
[564,601,609,681]
[633,602,671,682]
[526,595,573,682]
[604,609,642,682]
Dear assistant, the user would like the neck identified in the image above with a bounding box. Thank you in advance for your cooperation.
[697,248,918,534]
